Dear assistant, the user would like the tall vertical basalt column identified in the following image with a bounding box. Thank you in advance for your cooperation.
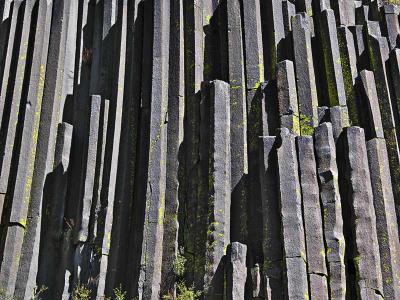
[367,138,400,299]
[338,26,359,125]
[73,95,102,288]
[314,123,346,299]
[242,0,265,265]
[160,0,185,296]
[292,13,318,135]
[297,136,329,300]
[0,0,35,224]
[2,0,74,296]
[201,80,231,298]
[366,32,400,233]
[137,0,170,298]
[37,123,73,299]
[95,1,131,296]
[260,0,285,79]
[226,0,248,245]
[318,9,347,108]
[10,1,53,298]
[276,128,308,299]
[340,127,383,298]
[0,0,24,155]
[259,136,282,299]
[182,0,203,284]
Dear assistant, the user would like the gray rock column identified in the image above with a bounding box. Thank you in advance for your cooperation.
[259,136,283,300]
[276,128,308,299]
[137,1,170,298]
[297,136,329,300]
[367,138,400,299]
[227,0,248,244]
[202,80,231,299]
[314,123,346,299]
[292,13,318,134]
[226,242,247,300]
[341,127,383,297]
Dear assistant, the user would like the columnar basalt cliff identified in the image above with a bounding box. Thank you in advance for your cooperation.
[1,0,400,299]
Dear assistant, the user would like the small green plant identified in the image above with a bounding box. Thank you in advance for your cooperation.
[113,285,126,300]
[162,282,202,300]
[32,285,48,300]
[176,282,202,300]
[173,247,187,277]
[72,283,91,300]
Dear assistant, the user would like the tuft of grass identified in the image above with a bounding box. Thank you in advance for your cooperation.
[162,282,202,300]
[113,285,126,300]
[72,283,91,300]
[173,247,187,277]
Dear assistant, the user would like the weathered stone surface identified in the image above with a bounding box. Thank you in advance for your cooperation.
[261,0,285,79]
[341,127,383,297]
[314,123,346,299]
[276,128,308,299]
[242,0,264,90]
[277,60,300,135]
[259,136,283,299]
[137,1,170,298]
[358,70,384,139]
[296,136,329,299]
[367,138,400,299]
[226,242,247,300]
[36,123,73,299]
[3,1,400,299]
[227,0,248,244]
[319,9,347,107]
[337,26,359,125]
[292,13,318,133]
[202,80,231,298]
[383,4,400,49]
[329,106,350,141]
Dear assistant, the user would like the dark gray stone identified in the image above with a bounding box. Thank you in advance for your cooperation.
[358,70,384,139]
[341,127,383,296]
[259,136,283,299]
[137,1,170,298]
[314,123,346,299]
[319,9,347,107]
[227,0,248,244]
[276,128,308,298]
[367,138,400,299]
[226,242,247,300]
[337,26,359,125]
[292,13,318,133]
[277,60,300,135]
[202,80,231,298]
[296,136,329,299]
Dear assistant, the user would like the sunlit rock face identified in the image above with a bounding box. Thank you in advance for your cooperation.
[0,1,400,299]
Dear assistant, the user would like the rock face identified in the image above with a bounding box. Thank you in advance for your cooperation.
[1,1,400,299]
